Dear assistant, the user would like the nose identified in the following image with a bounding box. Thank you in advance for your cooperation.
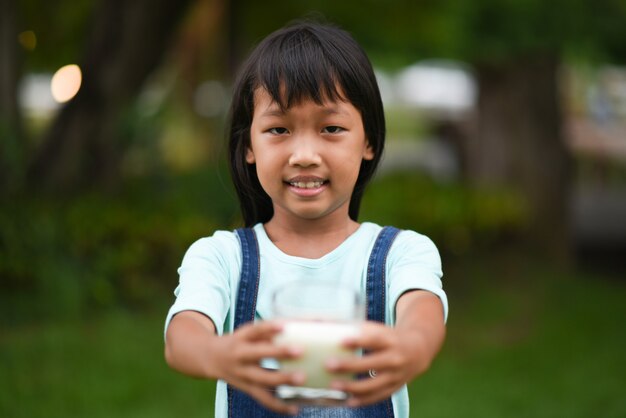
[288,135,322,167]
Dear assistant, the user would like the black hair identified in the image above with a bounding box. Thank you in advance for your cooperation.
[227,20,386,227]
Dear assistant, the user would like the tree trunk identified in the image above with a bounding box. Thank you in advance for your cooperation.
[0,0,24,193]
[27,0,192,193]
[467,54,572,261]
[226,0,245,79]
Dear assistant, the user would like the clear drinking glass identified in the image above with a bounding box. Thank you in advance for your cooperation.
[271,280,364,405]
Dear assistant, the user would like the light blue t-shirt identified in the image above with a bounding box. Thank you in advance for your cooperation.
[165,222,448,418]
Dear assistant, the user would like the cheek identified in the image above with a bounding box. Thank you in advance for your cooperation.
[334,155,363,185]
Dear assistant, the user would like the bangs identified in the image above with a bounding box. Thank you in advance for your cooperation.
[252,28,347,109]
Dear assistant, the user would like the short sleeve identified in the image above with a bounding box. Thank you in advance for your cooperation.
[164,231,241,337]
[386,230,448,323]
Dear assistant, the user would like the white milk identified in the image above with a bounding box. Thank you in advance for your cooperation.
[274,320,360,388]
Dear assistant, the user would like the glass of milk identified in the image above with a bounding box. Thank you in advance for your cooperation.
[271,280,363,405]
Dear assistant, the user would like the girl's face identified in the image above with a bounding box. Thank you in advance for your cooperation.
[247,87,374,225]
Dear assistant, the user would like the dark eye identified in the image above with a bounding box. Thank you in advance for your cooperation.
[268,127,289,135]
[322,126,344,134]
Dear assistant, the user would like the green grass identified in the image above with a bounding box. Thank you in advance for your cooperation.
[0,307,216,418]
[409,254,626,418]
[1,255,624,418]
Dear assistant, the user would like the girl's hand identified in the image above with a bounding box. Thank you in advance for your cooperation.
[326,321,429,407]
[166,312,303,415]
[211,321,304,415]
[326,290,446,407]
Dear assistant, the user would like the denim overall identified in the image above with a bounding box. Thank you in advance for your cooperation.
[228,226,400,418]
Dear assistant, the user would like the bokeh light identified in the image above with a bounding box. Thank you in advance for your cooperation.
[50,64,82,103]
[18,30,37,50]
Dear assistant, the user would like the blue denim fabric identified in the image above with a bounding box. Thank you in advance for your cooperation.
[227,227,400,418]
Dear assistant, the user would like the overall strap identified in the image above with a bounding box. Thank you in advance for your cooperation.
[233,228,260,330]
[228,228,288,418]
[366,226,401,324]
[347,226,401,418]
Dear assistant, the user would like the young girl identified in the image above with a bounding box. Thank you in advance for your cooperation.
[164,20,448,418]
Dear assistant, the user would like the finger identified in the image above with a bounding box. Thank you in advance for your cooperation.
[237,341,303,363]
[237,321,284,342]
[342,323,394,351]
[243,385,299,415]
[347,377,405,408]
[241,366,306,389]
[348,388,399,408]
[337,371,397,396]
[336,374,403,407]
[326,351,397,375]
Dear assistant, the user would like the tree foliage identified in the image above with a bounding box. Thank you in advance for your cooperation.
[18,0,95,71]
[23,0,193,192]
[4,0,626,258]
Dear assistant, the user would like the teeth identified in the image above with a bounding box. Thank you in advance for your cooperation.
[291,181,323,189]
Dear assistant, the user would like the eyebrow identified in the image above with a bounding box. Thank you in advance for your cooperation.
[258,104,348,118]
[258,107,284,118]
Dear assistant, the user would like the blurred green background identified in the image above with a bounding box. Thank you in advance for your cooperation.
[1,0,625,417]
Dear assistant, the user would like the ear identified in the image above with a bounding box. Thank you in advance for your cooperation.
[245,147,256,164]
[362,142,375,161]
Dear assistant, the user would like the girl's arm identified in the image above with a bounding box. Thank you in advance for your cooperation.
[326,290,446,407]
[165,310,302,414]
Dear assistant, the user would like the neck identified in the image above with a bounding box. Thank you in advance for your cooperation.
[263,215,360,259]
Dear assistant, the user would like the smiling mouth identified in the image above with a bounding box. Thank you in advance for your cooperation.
[288,180,326,189]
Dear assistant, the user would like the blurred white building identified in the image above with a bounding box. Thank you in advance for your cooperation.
[394,59,477,119]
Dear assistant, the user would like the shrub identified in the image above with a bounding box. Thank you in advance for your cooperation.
[361,173,528,255]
